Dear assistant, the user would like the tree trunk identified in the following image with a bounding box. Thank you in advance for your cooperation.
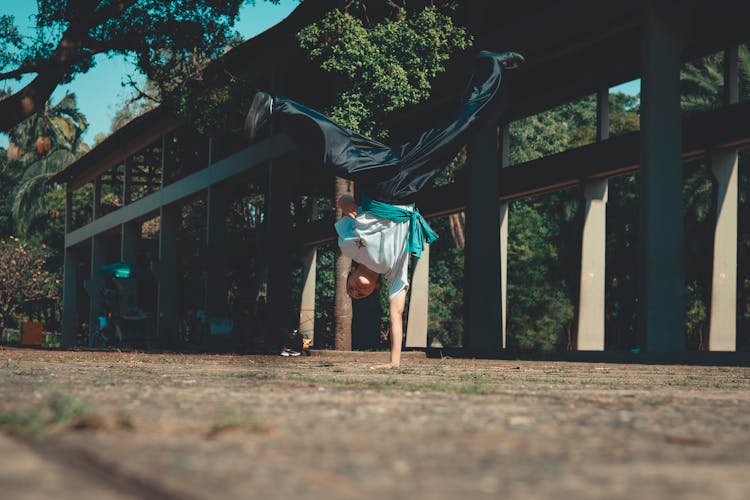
[0,0,136,133]
[449,211,466,249]
[333,177,354,350]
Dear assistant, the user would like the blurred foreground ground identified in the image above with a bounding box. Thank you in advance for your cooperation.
[1,347,749,500]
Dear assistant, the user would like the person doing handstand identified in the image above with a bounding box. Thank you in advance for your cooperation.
[245,50,523,368]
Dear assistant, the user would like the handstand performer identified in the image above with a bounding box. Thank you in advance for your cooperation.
[245,50,523,368]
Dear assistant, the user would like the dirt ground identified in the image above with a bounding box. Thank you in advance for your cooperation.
[0,347,749,500]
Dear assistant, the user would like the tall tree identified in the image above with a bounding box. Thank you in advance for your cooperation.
[6,93,87,231]
[0,0,277,132]
[297,1,472,349]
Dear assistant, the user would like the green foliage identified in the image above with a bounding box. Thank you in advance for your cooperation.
[297,2,472,138]
[509,96,597,164]
[1,1,251,83]
[685,280,708,350]
[681,52,724,112]
[427,241,464,346]
[5,93,88,233]
[506,203,574,351]
[0,393,98,438]
[0,1,279,132]
[740,44,750,100]
[0,236,59,331]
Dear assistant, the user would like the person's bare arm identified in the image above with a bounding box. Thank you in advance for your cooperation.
[337,195,358,219]
[372,288,407,369]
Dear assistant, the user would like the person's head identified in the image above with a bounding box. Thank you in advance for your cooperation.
[346,263,381,300]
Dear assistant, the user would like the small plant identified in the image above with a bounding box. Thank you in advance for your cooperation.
[0,393,101,438]
[208,413,269,438]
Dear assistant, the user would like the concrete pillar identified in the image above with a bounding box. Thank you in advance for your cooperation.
[61,191,78,347]
[299,246,317,345]
[61,247,78,347]
[85,234,108,346]
[122,160,132,205]
[708,148,738,351]
[596,87,610,143]
[577,88,610,350]
[405,243,429,348]
[205,184,229,321]
[119,221,140,318]
[464,124,503,354]
[121,221,139,266]
[499,124,510,348]
[351,289,381,350]
[266,162,294,349]
[638,1,686,352]
[156,204,179,346]
[707,49,739,351]
[577,179,609,350]
[93,176,102,219]
[724,46,739,106]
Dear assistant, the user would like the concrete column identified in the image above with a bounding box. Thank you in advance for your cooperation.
[576,88,609,350]
[266,162,294,349]
[499,125,510,348]
[638,2,686,352]
[405,243,429,348]
[596,87,610,143]
[351,289,381,350]
[61,190,78,347]
[464,124,503,354]
[121,221,139,266]
[93,176,102,219]
[577,179,609,350]
[708,148,738,351]
[85,234,108,346]
[299,246,317,345]
[724,46,739,106]
[160,135,168,186]
[205,184,230,322]
[156,204,179,346]
[61,247,78,347]
[115,220,139,320]
[122,160,132,205]
[707,49,739,351]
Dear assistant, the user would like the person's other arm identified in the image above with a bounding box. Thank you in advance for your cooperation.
[337,195,358,219]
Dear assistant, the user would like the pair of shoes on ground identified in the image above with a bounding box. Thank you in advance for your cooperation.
[280,347,301,357]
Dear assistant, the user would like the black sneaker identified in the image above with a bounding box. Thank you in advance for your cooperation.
[480,50,525,70]
[244,91,273,141]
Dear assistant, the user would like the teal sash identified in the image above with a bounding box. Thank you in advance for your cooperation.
[361,196,438,258]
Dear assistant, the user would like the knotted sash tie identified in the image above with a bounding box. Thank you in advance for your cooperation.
[361,196,438,258]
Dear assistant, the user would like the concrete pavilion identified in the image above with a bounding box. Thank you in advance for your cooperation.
[49,0,750,357]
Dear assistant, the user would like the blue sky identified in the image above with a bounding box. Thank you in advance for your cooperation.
[0,0,299,147]
[1,1,640,147]
[612,80,640,96]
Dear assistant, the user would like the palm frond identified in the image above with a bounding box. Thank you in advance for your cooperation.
[11,147,77,232]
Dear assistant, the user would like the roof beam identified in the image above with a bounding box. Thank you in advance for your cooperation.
[65,135,293,248]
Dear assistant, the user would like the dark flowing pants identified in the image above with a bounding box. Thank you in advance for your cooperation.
[272,51,506,204]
